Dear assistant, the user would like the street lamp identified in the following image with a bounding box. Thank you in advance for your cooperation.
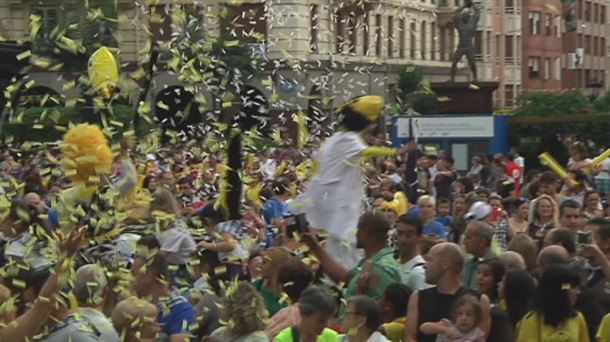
[586,79,603,102]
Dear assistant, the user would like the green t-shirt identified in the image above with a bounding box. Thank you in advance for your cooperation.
[346,247,402,300]
[253,278,287,316]
[274,327,339,342]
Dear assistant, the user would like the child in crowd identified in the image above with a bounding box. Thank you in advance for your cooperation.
[435,198,453,236]
[151,188,197,288]
[379,283,412,342]
[420,294,485,342]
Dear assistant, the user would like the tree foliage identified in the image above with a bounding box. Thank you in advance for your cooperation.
[395,64,438,115]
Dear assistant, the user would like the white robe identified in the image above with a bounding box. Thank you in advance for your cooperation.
[290,131,366,268]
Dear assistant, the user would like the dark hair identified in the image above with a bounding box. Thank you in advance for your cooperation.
[396,214,424,236]
[278,260,314,303]
[504,269,535,327]
[456,177,475,193]
[427,154,438,162]
[437,197,451,207]
[383,283,412,317]
[442,157,455,165]
[546,228,576,255]
[591,218,610,240]
[198,203,227,224]
[479,258,506,303]
[339,105,372,132]
[524,169,541,183]
[512,198,530,212]
[272,178,289,195]
[539,171,558,185]
[347,295,383,332]
[177,176,193,186]
[299,286,337,317]
[451,294,482,326]
[559,199,581,217]
[358,212,392,239]
[583,190,600,204]
[533,265,580,327]
[569,142,588,158]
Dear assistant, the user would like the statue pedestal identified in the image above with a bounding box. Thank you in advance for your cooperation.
[430,82,499,114]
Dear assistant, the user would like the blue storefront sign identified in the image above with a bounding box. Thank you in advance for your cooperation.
[391,115,509,171]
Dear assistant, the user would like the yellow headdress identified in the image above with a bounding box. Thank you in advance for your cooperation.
[61,124,113,183]
[88,46,119,99]
[336,95,384,122]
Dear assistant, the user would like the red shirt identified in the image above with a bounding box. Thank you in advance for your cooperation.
[506,161,523,196]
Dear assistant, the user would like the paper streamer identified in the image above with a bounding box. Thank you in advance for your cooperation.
[538,152,579,187]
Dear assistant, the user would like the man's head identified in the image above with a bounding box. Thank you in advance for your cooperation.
[424,242,465,285]
[73,264,108,307]
[590,218,610,254]
[536,245,570,275]
[497,251,526,271]
[395,215,423,257]
[112,297,160,341]
[272,178,291,200]
[543,228,576,255]
[539,171,559,196]
[437,198,451,217]
[355,212,392,249]
[559,199,582,231]
[177,176,193,194]
[380,283,411,322]
[463,221,494,257]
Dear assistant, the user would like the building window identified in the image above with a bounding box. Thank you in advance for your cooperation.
[474,31,483,56]
[544,57,551,79]
[545,14,552,35]
[594,3,599,23]
[32,6,61,53]
[602,6,606,24]
[505,35,513,61]
[335,12,344,53]
[593,36,598,56]
[348,13,358,54]
[388,16,394,57]
[529,11,541,35]
[440,27,446,61]
[363,12,369,56]
[410,21,417,59]
[421,21,426,60]
[585,35,591,54]
[226,4,267,44]
[602,37,606,56]
[555,57,561,80]
[528,57,540,79]
[399,18,406,58]
[505,86,514,106]
[431,22,436,60]
[505,0,514,14]
[375,14,382,56]
[150,5,172,43]
[310,5,319,52]
[578,0,583,19]
[585,1,591,21]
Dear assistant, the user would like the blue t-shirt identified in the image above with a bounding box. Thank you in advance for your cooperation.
[262,198,290,224]
[158,290,197,336]
[423,220,447,240]
[435,215,453,229]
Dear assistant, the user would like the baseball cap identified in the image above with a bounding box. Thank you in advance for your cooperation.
[465,201,492,222]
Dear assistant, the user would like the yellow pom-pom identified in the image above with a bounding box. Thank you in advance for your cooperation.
[61,124,112,183]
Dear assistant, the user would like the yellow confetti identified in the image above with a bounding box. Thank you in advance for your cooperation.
[16,50,31,61]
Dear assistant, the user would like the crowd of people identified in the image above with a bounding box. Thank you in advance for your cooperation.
[1,119,610,342]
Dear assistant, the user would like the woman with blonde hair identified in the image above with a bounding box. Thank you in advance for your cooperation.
[253,247,295,316]
[527,194,559,244]
[209,282,270,341]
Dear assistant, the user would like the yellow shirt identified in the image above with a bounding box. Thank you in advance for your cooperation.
[517,311,589,342]
[597,313,610,342]
[382,317,406,342]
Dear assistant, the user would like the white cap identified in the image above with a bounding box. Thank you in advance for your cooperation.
[465,201,492,222]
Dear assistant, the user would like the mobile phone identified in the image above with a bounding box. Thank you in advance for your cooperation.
[285,213,309,237]
[576,231,591,245]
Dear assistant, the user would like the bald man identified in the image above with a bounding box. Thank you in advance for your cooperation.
[497,251,526,270]
[406,243,491,342]
[537,245,570,274]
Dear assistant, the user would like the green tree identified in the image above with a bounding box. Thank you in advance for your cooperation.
[395,64,438,115]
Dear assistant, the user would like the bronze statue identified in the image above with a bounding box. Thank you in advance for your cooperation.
[450,0,480,82]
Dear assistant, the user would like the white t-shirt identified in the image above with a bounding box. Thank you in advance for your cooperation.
[158,220,197,265]
[4,233,52,271]
[401,255,433,291]
[595,158,610,180]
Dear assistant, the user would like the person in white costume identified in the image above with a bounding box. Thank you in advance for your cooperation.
[290,95,404,268]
